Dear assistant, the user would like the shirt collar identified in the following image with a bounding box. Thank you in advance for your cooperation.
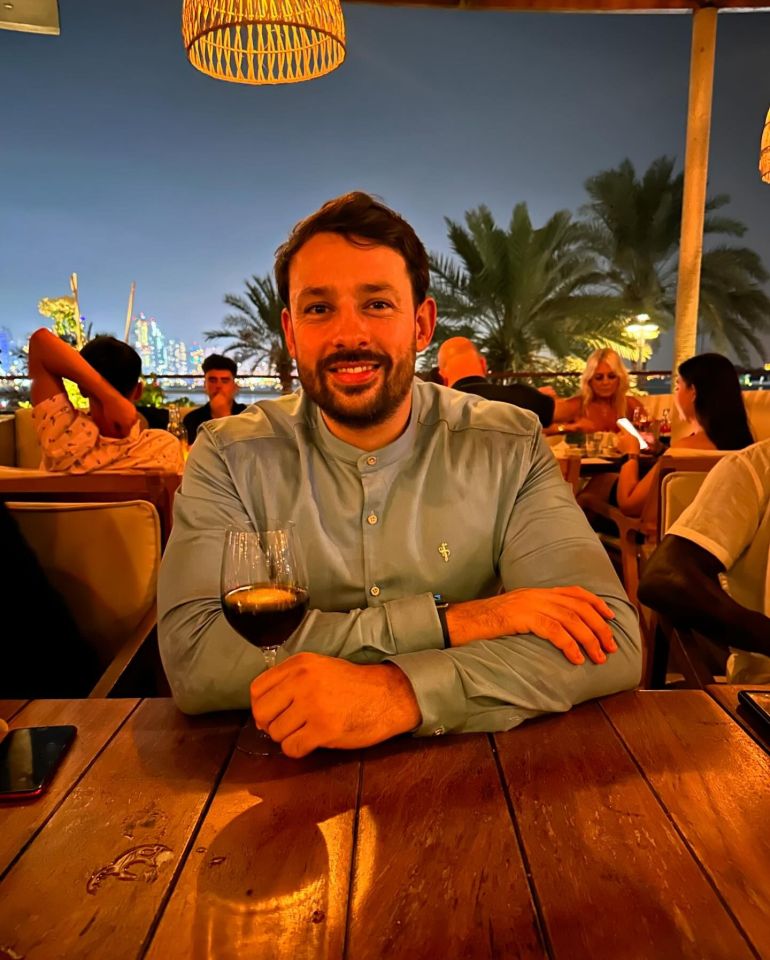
[307,381,421,468]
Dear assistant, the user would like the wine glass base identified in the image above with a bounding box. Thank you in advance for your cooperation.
[236,721,284,757]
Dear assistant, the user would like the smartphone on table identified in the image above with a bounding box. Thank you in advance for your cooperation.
[0,725,77,801]
[737,690,770,726]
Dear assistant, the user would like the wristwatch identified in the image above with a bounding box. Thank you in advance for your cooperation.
[433,594,451,648]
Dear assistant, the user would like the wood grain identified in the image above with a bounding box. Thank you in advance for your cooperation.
[707,684,770,753]
[346,734,545,960]
[603,689,770,957]
[0,700,29,721]
[495,698,753,960]
[146,735,360,960]
[0,699,240,960]
[0,698,137,876]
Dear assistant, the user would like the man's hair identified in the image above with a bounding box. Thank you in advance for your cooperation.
[202,354,237,376]
[274,191,430,309]
[80,336,142,398]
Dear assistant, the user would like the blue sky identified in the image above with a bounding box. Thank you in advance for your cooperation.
[2,2,769,366]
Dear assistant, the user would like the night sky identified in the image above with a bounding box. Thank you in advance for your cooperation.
[2,1,769,366]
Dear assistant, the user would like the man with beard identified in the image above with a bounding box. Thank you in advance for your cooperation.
[158,192,640,757]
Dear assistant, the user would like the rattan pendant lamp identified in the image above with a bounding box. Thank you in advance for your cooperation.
[761,107,770,184]
[182,0,346,85]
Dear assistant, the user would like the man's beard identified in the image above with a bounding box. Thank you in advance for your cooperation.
[296,345,416,429]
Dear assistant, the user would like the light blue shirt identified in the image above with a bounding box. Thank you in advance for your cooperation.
[158,381,641,734]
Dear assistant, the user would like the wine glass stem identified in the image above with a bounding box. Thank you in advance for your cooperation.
[263,645,279,670]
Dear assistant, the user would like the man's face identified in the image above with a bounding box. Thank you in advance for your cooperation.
[281,233,435,429]
[204,369,237,404]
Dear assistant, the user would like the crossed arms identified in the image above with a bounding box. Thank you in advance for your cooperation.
[158,427,641,756]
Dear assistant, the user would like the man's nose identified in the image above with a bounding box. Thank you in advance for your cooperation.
[330,302,371,351]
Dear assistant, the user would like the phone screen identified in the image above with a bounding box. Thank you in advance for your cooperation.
[616,417,650,450]
[0,725,77,799]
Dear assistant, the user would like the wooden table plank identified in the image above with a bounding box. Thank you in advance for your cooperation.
[0,698,138,876]
[146,732,360,960]
[707,684,770,752]
[0,699,241,960]
[602,690,770,958]
[495,699,754,960]
[346,735,545,960]
[0,700,29,721]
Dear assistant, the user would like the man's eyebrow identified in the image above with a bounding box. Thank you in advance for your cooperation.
[296,285,333,299]
[358,283,400,296]
[296,282,401,300]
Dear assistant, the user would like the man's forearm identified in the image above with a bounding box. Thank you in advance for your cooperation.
[30,328,117,404]
[639,562,770,655]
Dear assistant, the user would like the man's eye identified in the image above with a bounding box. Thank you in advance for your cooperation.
[305,303,329,316]
[367,300,392,310]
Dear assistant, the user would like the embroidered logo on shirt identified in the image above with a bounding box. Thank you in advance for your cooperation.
[438,542,451,563]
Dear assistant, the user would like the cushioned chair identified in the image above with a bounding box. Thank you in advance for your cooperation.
[6,500,161,697]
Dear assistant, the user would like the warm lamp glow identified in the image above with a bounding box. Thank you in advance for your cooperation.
[182,0,346,86]
[761,107,770,184]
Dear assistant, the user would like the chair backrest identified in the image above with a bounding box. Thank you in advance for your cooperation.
[659,472,709,533]
[14,407,41,469]
[6,500,160,665]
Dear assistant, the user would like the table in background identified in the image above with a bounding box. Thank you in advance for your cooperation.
[1,691,769,959]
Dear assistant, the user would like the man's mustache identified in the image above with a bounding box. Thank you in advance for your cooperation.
[320,350,391,372]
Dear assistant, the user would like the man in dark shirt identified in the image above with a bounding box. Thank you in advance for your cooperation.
[437,337,565,428]
[183,354,247,444]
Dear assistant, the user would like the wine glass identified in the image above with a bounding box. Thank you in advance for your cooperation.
[221,522,309,753]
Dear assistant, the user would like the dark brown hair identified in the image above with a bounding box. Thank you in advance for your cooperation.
[80,336,142,398]
[202,353,237,376]
[678,352,754,450]
[274,191,430,309]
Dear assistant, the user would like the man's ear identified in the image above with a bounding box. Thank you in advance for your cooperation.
[415,297,437,353]
[130,382,143,403]
[281,308,297,360]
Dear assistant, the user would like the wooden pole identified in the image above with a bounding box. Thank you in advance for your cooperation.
[69,272,84,348]
[671,6,717,387]
[124,281,136,343]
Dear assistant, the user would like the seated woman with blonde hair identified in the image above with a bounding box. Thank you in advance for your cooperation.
[546,348,646,436]
[616,352,754,517]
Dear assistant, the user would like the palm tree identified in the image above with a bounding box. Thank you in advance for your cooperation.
[204,275,295,393]
[581,156,770,365]
[429,203,631,372]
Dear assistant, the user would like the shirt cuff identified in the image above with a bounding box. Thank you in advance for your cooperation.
[384,592,445,655]
[384,648,467,736]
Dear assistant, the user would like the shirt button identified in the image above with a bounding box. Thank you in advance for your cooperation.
[432,726,445,736]
[366,456,377,466]
[369,585,381,597]
[367,513,378,525]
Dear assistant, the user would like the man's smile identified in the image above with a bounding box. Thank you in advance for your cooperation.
[326,361,382,387]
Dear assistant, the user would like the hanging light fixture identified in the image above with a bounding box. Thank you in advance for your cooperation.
[182,0,346,86]
[761,107,770,184]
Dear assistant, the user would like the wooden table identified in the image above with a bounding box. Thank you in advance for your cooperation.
[1,691,769,959]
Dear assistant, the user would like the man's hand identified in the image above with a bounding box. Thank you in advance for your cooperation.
[446,586,618,665]
[250,654,421,758]
[209,391,232,418]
